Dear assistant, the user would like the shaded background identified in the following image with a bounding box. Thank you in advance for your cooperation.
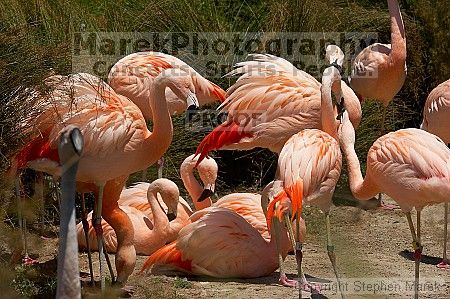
[0,0,449,296]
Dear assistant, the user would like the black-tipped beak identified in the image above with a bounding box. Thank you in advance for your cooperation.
[167,212,176,221]
[336,97,345,121]
[197,188,213,202]
[186,105,199,122]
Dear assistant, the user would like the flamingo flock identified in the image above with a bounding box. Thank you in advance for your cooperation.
[5,1,449,298]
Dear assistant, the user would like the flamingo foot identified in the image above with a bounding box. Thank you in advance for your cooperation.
[436,260,450,269]
[22,256,38,265]
[279,273,298,287]
[378,201,400,210]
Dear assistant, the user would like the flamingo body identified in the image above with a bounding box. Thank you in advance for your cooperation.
[421,79,450,143]
[142,207,292,278]
[108,51,225,119]
[195,54,361,164]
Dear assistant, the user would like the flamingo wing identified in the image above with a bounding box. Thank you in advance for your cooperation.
[278,130,342,211]
[108,52,225,113]
[143,207,271,278]
[421,79,450,143]
[369,128,450,180]
[214,193,269,239]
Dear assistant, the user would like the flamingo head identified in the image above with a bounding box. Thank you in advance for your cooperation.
[151,178,180,221]
[161,68,199,119]
[195,156,218,202]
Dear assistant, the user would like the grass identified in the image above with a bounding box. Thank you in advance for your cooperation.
[0,0,449,296]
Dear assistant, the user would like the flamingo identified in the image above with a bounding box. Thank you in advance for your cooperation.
[269,46,347,299]
[349,0,407,210]
[56,127,83,299]
[420,78,450,269]
[108,51,226,179]
[338,110,450,299]
[8,70,195,288]
[350,0,407,129]
[77,179,189,255]
[194,51,361,164]
[179,153,311,287]
[140,185,304,281]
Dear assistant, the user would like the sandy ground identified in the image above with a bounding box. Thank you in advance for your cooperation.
[27,196,450,299]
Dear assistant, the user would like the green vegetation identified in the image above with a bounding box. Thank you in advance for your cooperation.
[0,0,448,295]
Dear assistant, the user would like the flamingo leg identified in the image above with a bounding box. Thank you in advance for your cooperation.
[80,193,95,286]
[437,203,449,269]
[157,156,164,179]
[36,173,45,236]
[274,218,297,288]
[93,184,106,292]
[284,216,313,293]
[101,177,136,290]
[405,211,422,299]
[326,213,345,299]
[14,177,35,265]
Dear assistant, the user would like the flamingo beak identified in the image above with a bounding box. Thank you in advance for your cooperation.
[186,92,199,122]
[336,97,345,122]
[197,183,215,202]
[166,204,177,221]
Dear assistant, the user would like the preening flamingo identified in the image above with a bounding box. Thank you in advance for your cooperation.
[271,45,346,298]
[9,70,195,288]
[338,110,450,299]
[420,78,450,269]
[108,52,226,178]
[56,127,83,299]
[194,52,361,164]
[77,179,190,255]
[350,0,407,130]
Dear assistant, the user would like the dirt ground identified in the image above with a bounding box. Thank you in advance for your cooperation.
[26,195,450,299]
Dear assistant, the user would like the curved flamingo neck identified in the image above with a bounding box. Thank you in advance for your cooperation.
[147,187,168,233]
[180,162,212,210]
[320,67,340,139]
[145,74,174,158]
[388,0,406,64]
[341,136,380,200]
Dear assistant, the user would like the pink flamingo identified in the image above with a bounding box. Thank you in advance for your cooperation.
[77,179,187,256]
[108,51,226,179]
[350,0,407,129]
[349,0,407,210]
[420,78,450,269]
[9,70,195,288]
[270,46,347,299]
[194,52,361,164]
[141,186,304,281]
[108,51,226,120]
[338,110,450,299]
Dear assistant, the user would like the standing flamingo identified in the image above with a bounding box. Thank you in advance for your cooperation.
[338,110,450,299]
[56,127,83,299]
[194,51,361,164]
[77,179,189,255]
[9,70,195,288]
[108,52,226,179]
[420,78,450,269]
[350,0,407,130]
[349,0,407,210]
[270,46,347,299]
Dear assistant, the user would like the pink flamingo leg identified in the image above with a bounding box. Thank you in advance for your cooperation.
[437,203,449,269]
